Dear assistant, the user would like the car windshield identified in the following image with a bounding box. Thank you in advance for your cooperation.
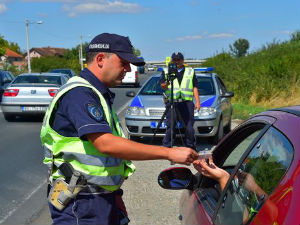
[196,76,216,95]
[13,75,61,85]
[140,77,164,95]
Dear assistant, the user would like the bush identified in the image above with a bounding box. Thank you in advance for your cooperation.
[202,38,300,105]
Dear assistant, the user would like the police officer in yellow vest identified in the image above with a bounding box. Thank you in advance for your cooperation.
[160,52,201,149]
[40,33,198,225]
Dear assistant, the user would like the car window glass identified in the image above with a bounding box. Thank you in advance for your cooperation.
[223,130,262,167]
[140,77,164,95]
[13,75,61,85]
[216,77,227,95]
[215,127,293,225]
[196,77,216,95]
[39,76,61,85]
[3,72,10,83]
[7,72,14,80]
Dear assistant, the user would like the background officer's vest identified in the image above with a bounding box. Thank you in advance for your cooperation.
[164,67,194,101]
[40,76,135,192]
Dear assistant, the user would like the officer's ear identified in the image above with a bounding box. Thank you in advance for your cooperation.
[95,53,105,68]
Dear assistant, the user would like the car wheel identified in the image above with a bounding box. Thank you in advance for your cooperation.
[129,135,141,142]
[224,114,232,134]
[3,113,15,122]
[212,118,223,145]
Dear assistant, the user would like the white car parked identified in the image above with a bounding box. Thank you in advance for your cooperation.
[122,64,139,87]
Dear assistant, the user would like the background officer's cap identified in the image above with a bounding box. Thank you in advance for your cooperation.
[86,33,145,66]
[171,52,184,61]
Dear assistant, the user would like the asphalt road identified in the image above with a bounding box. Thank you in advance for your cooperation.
[0,72,239,225]
[0,72,152,224]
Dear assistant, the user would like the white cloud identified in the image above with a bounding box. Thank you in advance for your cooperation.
[171,32,234,42]
[0,3,7,13]
[278,30,292,35]
[176,34,204,41]
[64,1,143,16]
[207,33,234,38]
[22,0,144,16]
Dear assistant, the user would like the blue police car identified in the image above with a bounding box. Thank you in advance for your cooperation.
[125,67,234,144]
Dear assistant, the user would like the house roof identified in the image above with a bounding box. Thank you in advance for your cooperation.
[30,47,67,57]
[5,48,23,58]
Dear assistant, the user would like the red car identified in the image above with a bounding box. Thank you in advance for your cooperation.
[158,106,300,225]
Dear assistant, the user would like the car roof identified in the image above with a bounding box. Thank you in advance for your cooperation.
[268,105,300,117]
[18,73,65,77]
[149,72,216,78]
[50,68,73,71]
[195,72,216,78]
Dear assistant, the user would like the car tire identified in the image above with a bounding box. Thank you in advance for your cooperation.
[212,118,223,145]
[129,135,141,142]
[3,113,15,122]
[224,114,232,134]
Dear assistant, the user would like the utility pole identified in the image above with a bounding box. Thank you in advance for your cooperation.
[25,19,43,73]
[25,19,31,73]
[79,35,83,70]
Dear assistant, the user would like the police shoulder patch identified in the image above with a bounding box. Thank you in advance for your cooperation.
[87,103,104,121]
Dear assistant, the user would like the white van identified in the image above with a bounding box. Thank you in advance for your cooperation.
[122,64,139,87]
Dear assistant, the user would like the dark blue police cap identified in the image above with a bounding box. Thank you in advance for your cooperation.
[171,52,184,61]
[86,33,145,66]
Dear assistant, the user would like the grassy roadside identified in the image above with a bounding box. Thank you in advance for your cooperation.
[232,103,269,120]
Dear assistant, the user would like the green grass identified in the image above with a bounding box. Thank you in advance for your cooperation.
[232,103,269,120]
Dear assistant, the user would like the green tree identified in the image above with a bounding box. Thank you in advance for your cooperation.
[0,35,9,56]
[229,38,250,57]
[0,34,22,56]
[8,42,21,54]
[133,47,141,57]
[290,30,300,42]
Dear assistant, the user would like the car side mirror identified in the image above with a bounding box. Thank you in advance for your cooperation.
[158,167,195,190]
[126,91,136,97]
[222,91,234,98]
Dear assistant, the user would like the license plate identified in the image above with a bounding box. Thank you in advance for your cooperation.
[150,122,183,129]
[21,106,47,112]
[150,121,166,129]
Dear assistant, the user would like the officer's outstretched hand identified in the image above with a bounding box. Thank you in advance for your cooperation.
[168,147,198,165]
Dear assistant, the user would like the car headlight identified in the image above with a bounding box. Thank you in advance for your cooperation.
[194,107,216,117]
[126,107,146,116]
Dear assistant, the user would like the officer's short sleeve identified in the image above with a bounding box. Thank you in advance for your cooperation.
[192,71,198,87]
[61,87,112,138]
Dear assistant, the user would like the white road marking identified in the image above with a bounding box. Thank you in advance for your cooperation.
[0,179,47,224]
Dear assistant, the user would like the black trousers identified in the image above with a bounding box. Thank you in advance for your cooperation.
[162,101,196,149]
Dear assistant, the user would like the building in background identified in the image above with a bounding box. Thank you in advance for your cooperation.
[25,47,67,59]
[0,48,25,70]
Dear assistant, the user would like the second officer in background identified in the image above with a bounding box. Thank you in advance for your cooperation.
[160,52,201,150]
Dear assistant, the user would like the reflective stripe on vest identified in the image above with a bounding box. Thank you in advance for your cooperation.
[164,67,194,101]
[40,76,135,191]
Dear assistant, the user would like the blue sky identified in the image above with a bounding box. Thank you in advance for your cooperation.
[0,0,299,61]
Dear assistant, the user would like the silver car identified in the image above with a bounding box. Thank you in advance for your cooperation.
[1,72,69,121]
[125,69,234,144]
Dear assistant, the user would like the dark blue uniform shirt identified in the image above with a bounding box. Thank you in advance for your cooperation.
[52,68,114,140]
